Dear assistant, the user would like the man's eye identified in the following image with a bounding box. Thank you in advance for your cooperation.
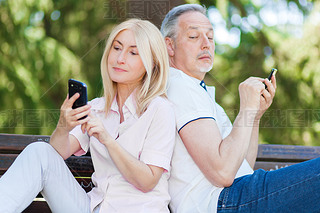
[189,36,198,39]
[208,37,213,40]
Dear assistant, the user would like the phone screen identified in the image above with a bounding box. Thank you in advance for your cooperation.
[267,68,278,81]
[265,68,277,89]
[68,79,88,109]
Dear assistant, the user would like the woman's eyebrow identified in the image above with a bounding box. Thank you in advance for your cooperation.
[114,40,137,48]
[114,40,122,45]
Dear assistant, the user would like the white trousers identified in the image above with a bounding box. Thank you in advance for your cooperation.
[0,142,91,213]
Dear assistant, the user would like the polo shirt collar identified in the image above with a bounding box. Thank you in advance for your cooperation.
[169,67,204,88]
[169,67,216,100]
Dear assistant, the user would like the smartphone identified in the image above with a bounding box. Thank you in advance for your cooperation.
[68,79,88,119]
[265,68,277,89]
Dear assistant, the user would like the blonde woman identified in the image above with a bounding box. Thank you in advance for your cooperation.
[0,19,175,213]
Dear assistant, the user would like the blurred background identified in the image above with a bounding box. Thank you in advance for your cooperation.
[0,0,320,146]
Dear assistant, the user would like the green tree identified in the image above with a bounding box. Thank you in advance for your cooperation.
[195,0,320,145]
[1,0,320,147]
[0,0,117,134]
[0,0,184,135]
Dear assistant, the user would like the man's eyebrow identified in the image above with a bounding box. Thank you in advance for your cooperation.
[187,26,213,31]
[114,40,137,48]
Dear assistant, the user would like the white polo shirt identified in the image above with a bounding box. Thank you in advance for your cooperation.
[167,67,253,213]
[70,94,175,213]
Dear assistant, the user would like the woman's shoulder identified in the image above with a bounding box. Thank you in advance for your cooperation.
[148,96,174,112]
[88,97,105,111]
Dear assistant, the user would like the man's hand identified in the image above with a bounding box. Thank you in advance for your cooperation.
[257,75,277,120]
[239,75,276,121]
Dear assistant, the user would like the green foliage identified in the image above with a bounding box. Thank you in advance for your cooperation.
[200,0,320,145]
[0,0,117,134]
[1,0,320,147]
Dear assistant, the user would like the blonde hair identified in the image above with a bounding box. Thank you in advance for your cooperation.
[100,19,169,116]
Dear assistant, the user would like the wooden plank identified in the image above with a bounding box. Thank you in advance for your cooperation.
[65,156,94,176]
[22,201,51,213]
[0,154,18,174]
[0,134,50,152]
[257,144,320,161]
[254,161,297,171]
[76,177,94,193]
[0,154,93,176]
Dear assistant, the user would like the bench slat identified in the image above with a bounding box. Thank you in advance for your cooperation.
[254,161,296,171]
[0,154,93,176]
[257,144,320,161]
[22,201,51,213]
[0,134,50,153]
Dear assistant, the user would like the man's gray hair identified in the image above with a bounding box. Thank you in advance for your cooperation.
[160,4,207,39]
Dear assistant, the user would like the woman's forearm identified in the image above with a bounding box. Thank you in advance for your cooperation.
[105,140,163,192]
[49,127,71,160]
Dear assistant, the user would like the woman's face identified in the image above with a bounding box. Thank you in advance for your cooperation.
[107,29,146,89]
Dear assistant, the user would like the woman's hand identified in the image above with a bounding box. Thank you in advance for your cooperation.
[57,93,91,133]
[81,112,114,146]
[50,93,91,159]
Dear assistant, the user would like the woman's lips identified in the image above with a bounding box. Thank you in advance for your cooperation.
[113,67,127,72]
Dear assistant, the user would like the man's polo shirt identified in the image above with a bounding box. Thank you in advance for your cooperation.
[167,67,253,213]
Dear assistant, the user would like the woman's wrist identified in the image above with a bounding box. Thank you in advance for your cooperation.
[54,124,70,136]
[101,133,116,148]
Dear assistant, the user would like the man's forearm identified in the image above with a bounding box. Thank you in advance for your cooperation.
[246,120,260,168]
[218,110,257,176]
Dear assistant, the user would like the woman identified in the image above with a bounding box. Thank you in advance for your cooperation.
[0,19,175,213]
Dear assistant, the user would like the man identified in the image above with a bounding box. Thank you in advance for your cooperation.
[161,4,320,213]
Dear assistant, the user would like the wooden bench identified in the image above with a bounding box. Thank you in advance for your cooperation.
[1,133,320,212]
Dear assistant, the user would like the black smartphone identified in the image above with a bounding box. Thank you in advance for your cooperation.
[68,79,88,119]
[265,68,277,89]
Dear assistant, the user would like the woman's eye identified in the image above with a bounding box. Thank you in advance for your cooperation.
[130,51,138,55]
[113,46,120,50]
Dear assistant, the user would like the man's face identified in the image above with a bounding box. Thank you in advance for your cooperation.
[168,11,215,80]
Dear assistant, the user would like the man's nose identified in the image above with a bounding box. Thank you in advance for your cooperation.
[201,35,211,50]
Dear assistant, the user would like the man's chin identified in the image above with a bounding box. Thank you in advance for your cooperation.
[199,64,213,73]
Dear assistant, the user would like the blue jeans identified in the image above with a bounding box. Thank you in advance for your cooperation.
[217,158,320,213]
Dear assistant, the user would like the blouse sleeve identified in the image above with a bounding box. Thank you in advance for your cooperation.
[69,124,90,156]
[139,99,176,172]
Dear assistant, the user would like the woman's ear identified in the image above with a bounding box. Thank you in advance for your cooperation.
[165,37,175,57]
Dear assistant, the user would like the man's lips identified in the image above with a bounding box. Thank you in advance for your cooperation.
[198,55,211,60]
[113,67,127,72]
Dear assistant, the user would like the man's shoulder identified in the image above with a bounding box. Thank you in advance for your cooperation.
[168,67,199,93]
[169,67,194,83]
